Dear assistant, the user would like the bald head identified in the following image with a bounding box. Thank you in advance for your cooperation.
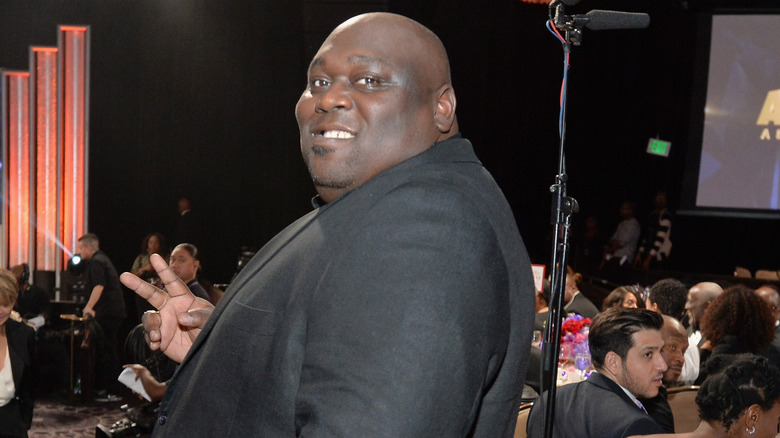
[332,13,452,89]
[296,13,459,202]
[685,282,723,331]
[660,315,688,384]
[756,285,780,324]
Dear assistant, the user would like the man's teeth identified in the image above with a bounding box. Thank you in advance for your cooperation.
[321,130,354,139]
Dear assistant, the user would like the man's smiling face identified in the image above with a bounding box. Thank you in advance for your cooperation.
[295,15,443,202]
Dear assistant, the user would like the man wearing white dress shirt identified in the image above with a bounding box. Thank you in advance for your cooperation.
[679,282,722,384]
[756,284,780,362]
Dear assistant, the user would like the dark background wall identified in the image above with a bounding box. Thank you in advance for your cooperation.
[2,0,778,285]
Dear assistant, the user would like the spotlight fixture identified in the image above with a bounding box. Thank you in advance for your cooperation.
[68,254,86,275]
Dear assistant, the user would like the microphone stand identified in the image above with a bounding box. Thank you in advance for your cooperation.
[538,3,648,436]
[541,2,582,437]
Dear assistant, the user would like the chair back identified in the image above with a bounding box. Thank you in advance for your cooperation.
[734,266,752,278]
[667,385,700,433]
[755,269,780,281]
[514,402,533,438]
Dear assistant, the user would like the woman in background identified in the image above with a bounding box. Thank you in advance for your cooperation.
[0,268,35,437]
[697,285,778,383]
[131,232,168,280]
[601,285,645,311]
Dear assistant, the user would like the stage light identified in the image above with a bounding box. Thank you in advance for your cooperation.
[67,254,85,275]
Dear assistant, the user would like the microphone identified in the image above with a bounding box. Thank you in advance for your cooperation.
[580,10,650,31]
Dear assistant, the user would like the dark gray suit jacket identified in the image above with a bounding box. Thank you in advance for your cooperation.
[0,319,35,435]
[564,292,599,319]
[153,137,535,437]
[527,372,664,438]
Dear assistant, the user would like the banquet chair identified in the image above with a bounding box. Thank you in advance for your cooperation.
[755,269,780,281]
[734,266,752,278]
[514,402,533,438]
[667,385,700,433]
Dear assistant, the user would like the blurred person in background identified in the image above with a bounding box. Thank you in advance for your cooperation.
[0,268,35,437]
[602,285,645,311]
[697,285,779,384]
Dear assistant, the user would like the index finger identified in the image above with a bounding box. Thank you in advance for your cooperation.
[149,253,196,300]
[120,271,170,310]
[120,253,193,309]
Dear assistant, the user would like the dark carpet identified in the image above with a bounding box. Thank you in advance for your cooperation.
[28,390,148,438]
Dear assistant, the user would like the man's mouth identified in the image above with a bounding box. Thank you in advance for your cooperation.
[316,130,354,139]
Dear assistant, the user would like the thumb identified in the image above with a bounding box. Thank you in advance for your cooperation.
[177,308,212,329]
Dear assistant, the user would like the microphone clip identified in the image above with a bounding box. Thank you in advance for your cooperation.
[550,1,650,46]
[551,1,588,46]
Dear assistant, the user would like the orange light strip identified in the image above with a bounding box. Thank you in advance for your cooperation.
[31,47,59,270]
[60,26,88,32]
[2,72,32,268]
[59,25,89,266]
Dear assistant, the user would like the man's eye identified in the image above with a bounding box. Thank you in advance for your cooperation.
[355,77,381,87]
[310,78,329,89]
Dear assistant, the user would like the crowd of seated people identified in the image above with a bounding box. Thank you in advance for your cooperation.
[528,265,780,437]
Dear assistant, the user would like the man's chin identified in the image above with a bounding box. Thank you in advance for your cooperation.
[663,375,680,386]
[310,172,354,191]
[643,387,660,399]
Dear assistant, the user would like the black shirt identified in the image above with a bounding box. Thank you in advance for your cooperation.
[87,250,127,319]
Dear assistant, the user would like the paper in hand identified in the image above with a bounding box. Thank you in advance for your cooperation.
[118,368,152,402]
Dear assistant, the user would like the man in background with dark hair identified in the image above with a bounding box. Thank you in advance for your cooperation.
[563,270,599,319]
[645,278,688,321]
[527,308,666,437]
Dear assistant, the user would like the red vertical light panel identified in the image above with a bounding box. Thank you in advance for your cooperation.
[1,72,32,268]
[31,47,59,271]
[59,26,89,266]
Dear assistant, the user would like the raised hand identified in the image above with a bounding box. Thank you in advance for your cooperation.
[120,253,213,363]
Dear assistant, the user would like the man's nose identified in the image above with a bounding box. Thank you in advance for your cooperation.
[657,354,668,371]
[316,82,353,113]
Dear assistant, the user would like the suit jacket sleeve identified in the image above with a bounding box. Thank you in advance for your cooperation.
[296,182,521,437]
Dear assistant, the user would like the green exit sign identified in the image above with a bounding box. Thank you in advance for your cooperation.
[647,138,671,157]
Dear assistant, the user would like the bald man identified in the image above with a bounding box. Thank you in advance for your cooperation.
[679,282,723,384]
[756,284,780,357]
[122,13,534,437]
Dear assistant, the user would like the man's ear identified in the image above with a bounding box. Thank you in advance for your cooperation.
[433,85,456,134]
[648,302,660,313]
[604,351,622,375]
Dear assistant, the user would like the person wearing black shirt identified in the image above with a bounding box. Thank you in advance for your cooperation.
[78,233,126,398]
